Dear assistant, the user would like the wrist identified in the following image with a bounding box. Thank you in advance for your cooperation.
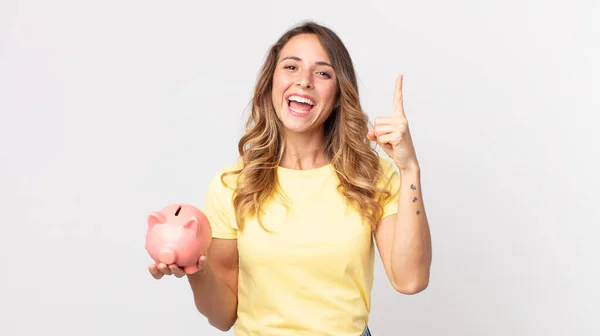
[398,161,420,175]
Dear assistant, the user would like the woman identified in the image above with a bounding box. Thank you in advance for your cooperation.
[148,21,432,336]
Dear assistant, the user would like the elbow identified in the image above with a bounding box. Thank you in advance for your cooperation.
[212,324,233,332]
[393,280,428,295]
[391,274,430,295]
[209,318,235,332]
[205,310,237,332]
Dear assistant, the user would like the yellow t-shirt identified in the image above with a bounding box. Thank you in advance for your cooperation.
[203,156,400,336]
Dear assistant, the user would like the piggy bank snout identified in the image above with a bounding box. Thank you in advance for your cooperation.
[145,204,212,268]
[158,248,177,264]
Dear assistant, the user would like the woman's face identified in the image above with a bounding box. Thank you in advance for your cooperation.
[271,33,338,135]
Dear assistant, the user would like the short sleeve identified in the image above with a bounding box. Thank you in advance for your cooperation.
[377,157,401,218]
[203,169,239,239]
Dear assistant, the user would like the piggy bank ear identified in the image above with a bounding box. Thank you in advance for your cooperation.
[183,217,199,235]
[148,211,166,229]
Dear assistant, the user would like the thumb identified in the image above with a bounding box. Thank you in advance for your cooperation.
[367,129,377,141]
[199,253,210,268]
[189,254,208,275]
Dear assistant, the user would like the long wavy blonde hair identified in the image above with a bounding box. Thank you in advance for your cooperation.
[222,21,392,231]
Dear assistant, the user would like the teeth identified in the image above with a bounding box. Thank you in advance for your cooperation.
[288,95,315,106]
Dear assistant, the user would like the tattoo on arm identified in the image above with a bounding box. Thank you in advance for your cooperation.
[410,184,421,215]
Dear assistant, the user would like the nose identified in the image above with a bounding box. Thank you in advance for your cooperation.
[295,71,313,89]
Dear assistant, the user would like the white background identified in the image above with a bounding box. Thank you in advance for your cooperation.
[1,0,598,335]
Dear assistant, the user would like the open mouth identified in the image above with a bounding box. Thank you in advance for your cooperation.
[287,95,316,114]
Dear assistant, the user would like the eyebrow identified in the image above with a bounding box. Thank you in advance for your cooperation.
[280,56,333,68]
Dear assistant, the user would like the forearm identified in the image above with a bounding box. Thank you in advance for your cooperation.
[390,165,432,292]
[187,261,238,331]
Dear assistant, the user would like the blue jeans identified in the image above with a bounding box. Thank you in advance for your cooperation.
[361,326,372,336]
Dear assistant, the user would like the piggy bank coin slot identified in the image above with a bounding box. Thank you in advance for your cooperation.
[174,205,182,216]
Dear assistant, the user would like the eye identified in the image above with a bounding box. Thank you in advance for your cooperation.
[284,65,297,70]
[317,71,332,78]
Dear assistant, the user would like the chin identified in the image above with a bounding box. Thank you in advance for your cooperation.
[278,103,320,133]
[280,117,314,134]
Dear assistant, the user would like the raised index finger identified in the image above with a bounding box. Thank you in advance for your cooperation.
[392,74,406,118]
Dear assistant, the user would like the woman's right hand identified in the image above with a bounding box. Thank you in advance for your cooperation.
[148,254,208,279]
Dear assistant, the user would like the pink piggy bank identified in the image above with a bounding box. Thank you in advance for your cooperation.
[145,203,212,274]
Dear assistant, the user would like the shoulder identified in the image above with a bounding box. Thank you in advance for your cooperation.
[207,159,244,194]
[375,156,401,215]
[377,155,399,179]
[377,155,395,171]
[374,155,401,195]
[203,159,243,236]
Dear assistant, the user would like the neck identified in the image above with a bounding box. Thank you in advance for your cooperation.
[279,129,329,170]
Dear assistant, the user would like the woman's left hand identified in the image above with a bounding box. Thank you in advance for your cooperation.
[367,74,419,171]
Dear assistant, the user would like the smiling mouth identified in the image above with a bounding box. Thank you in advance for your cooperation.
[287,95,315,114]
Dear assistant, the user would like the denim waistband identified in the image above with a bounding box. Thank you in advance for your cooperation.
[361,325,372,336]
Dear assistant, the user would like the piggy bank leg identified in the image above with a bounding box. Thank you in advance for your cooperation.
[183,264,199,274]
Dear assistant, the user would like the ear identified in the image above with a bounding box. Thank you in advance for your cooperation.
[147,211,166,229]
[183,217,199,235]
